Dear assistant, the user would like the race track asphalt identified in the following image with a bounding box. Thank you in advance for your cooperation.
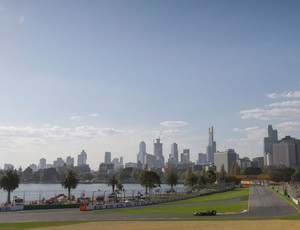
[0,186,298,222]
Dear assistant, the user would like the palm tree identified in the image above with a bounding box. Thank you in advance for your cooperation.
[107,174,121,203]
[107,174,119,193]
[0,168,20,204]
[61,168,79,200]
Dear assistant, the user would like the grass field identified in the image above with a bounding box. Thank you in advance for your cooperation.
[1,187,300,230]
[95,187,249,214]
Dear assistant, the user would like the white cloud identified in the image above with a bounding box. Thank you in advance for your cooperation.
[228,127,266,144]
[69,115,82,121]
[274,121,300,132]
[18,16,25,24]
[90,113,100,117]
[162,129,181,135]
[233,126,259,132]
[0,124,129,141]
[101,128,125,135]
[267,90,300,99]
[160,121,189,127]
[240,108,300,120]
[267,100,300,107]
[267,93,278,99]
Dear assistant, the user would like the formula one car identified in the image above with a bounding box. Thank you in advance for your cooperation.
[193,210,217,216]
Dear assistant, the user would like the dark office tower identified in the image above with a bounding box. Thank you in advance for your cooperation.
[137,141,146,165]
[263,125,278,166]
[104,151,111,164]
[154,138,164,168]
[206,126,217,164]
[171,143,179,163]
[273,136,300,168]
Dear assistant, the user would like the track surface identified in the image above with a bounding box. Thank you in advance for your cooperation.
[0,186,298,222]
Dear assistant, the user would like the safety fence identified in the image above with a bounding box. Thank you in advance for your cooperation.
[271,183,300,205]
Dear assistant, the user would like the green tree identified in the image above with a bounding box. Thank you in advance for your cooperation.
[43,168,61,183]
[22,167,33,183]
[116,180,124,191]
[164,164,179,191]
[218,164,227,181]
[269,166,295,182]
[244,167,262,175]
[196,169,206,187]
[61,168,79,200]
[230,161,241,178]
[107,174,119,193]
[0,169,21,204]
[80,172,94,182]
[184,167,198,187]
[205,170,216,185]
[290,169,300,184]
[291,171,300,183]
[139,169,161,196]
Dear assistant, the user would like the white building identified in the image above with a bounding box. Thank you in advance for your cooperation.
[214,149,237,173]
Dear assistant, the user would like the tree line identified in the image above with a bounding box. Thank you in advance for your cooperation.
[1,162,300,205]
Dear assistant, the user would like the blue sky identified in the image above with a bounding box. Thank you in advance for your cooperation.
[0,0,300,170]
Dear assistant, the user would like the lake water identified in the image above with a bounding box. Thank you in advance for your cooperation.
[0,183,180,203]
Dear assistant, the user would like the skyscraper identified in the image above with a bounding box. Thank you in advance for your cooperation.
[39,158,46,169]
[66,156,74,166]
[169,143,179,164]
[206,126,216,164]
[263,125,278,165]
[137,141,146,165]
[104,151,111,164]
[77,150,87,166]
[273,136,300,168]
[180,149,190,163]
[154,138,164,168]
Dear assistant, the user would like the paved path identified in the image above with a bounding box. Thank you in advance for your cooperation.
[0,186,298,222]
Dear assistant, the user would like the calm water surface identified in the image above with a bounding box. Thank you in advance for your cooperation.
[0,183,178,203]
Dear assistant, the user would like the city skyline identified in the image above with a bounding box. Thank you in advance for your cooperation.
[1,1,300,170]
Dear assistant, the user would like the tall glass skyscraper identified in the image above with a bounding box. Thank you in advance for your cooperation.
[154,138,164,168]
[137,141,146,165]
[206,126,216,164]
[171,143,179,163]
[263,125,278,165]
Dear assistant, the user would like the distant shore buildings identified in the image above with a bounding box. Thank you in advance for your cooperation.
[2,125,300,174]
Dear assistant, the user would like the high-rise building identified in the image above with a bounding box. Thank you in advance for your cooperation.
[214,149,237,173]
[168,143,179,165]
[112,157,123,170]
[137,141,146,165]
[180,149,190,163]
[66,156,74,166]
[252,157,264,169]
[144,153,156,168]
[105,152,111,164]
[171,143,179,163]
[197,153,206,165]
[39,158,47,169]
[206,126,216,164]
[53,157,65,168]
[77,150,87,166]
[263,125,278,165]
[273,136,300,168]
[154,138,164,168]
